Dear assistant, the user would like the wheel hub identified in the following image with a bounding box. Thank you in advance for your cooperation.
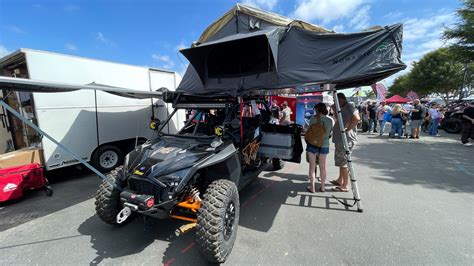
[223,201,235,240]
[99,151,118,168]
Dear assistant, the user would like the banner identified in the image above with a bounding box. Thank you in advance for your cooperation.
[296,95,323,131]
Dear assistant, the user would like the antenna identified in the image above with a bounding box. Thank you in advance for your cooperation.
[135,120,139,148]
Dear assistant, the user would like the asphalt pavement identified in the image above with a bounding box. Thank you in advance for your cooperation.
[0,130,472,265]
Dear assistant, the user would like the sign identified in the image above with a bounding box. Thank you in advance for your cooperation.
[296,95,323,131]
[406,91,419,101]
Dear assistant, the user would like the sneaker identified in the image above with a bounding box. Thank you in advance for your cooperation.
[464,143,473,147]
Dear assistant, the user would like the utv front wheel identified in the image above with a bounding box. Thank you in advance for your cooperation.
[95,166,125,225]
[196,179,240,263]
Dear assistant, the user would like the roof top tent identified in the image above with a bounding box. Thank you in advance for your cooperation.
[0,49,182,171]
[177,4,406,97]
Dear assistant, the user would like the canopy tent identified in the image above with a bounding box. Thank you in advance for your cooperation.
[385,94,408,103]
[177,5,406,97]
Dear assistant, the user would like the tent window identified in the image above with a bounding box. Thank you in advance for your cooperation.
[249,17,261,30]
[207,35,275,78]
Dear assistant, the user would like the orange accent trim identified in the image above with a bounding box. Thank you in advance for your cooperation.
[177,199,201,212]
[170,215,197,223]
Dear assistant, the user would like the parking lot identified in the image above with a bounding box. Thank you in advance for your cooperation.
[1,132,472,265]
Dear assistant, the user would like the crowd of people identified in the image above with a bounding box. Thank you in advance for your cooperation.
[303,95,474,193]
[359,100,448,139]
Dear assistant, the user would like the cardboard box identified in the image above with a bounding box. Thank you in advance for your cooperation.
[0,148,44,169]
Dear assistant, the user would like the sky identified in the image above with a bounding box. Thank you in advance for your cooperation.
[0,0,461,87]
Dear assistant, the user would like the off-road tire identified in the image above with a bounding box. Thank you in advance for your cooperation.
[196,179,240,263]
[272,158,285,170]
[95,166,124,225]
[442,118,462,134]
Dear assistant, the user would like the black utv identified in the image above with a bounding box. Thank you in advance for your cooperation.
[94,94,302,263]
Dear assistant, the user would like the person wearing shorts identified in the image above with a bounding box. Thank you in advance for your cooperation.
[330,93,360,192]
[410,99,424,139]
[306,103,333,193]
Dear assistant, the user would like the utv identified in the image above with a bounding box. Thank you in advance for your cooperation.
[95,94,302,263]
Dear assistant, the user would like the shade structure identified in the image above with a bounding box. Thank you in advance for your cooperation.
[385,94,408,103]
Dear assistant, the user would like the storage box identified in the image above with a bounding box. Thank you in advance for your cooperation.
[258,133,294,159]
[0,148,44,169]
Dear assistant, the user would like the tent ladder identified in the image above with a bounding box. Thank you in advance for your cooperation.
[327,84,363,212]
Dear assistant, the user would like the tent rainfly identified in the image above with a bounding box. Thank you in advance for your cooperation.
[177,4,406,97]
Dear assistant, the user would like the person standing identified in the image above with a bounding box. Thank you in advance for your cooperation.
[330,93,360,192]
[270,100,281,124]
[428,104,441,136]
[376,101,389,136]
[280,101,292,125]
[390,104,408,138]
[367,102,377,133]
[409,99,425,139]
[461,101,474,146]
[306,103,333,193]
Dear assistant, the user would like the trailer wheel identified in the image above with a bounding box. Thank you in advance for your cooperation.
[196,179,239,263]
[272,158,285,171]
[95,166,125,225]
[92,145,123,173]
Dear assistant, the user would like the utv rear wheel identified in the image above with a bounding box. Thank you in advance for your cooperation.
[272,158,285,170]
[95,166,124,225]
[196,179,239,263]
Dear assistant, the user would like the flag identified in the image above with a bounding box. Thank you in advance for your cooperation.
[375,83,387,101]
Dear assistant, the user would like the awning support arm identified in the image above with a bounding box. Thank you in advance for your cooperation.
[326,84,363,212]
[0,98,120,190]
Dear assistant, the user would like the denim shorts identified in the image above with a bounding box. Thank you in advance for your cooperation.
[306,143,329,155]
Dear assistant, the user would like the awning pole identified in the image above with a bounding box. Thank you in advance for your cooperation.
[329,85,363,212]
[0,98,120,190]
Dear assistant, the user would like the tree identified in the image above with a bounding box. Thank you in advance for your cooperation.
[410,48,465,101]
[389,73,413,97]
[443,0,474,62]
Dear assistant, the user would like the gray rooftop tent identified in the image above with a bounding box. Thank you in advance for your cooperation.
[177,4,406,97]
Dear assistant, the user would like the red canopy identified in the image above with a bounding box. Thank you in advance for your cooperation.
[385,95,408,103]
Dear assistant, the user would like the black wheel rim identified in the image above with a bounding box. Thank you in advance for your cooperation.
[223,201,235,240]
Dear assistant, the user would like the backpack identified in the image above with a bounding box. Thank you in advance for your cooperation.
[305,117,325,147]
[384,111,392,122]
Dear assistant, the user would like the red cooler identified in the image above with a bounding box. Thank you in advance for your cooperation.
[0,163,52,202]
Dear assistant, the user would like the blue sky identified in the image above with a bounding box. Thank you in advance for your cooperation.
[0,0,461,86]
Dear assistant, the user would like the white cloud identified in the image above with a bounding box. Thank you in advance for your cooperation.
[242,0,278,10]
[152,54,175,69]
[349,5,370,30]
[0,45,10,57]
[383,11,403,20]
[65,43,77,51]
[385,11,455,87]
[174,42,187,52]
[291,0,365,24]
[96,32,116,47]
[5,25,26,34]
[64,5,80,12]
[333,24,345,32]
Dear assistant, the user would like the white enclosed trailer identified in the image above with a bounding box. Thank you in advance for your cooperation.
[0,49,183,171]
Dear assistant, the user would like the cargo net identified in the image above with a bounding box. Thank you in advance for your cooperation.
[242,139,260,165]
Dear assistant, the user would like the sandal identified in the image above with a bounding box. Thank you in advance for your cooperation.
[329,180,341,186]
[331,186,349,192]
[306,186,315,193]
